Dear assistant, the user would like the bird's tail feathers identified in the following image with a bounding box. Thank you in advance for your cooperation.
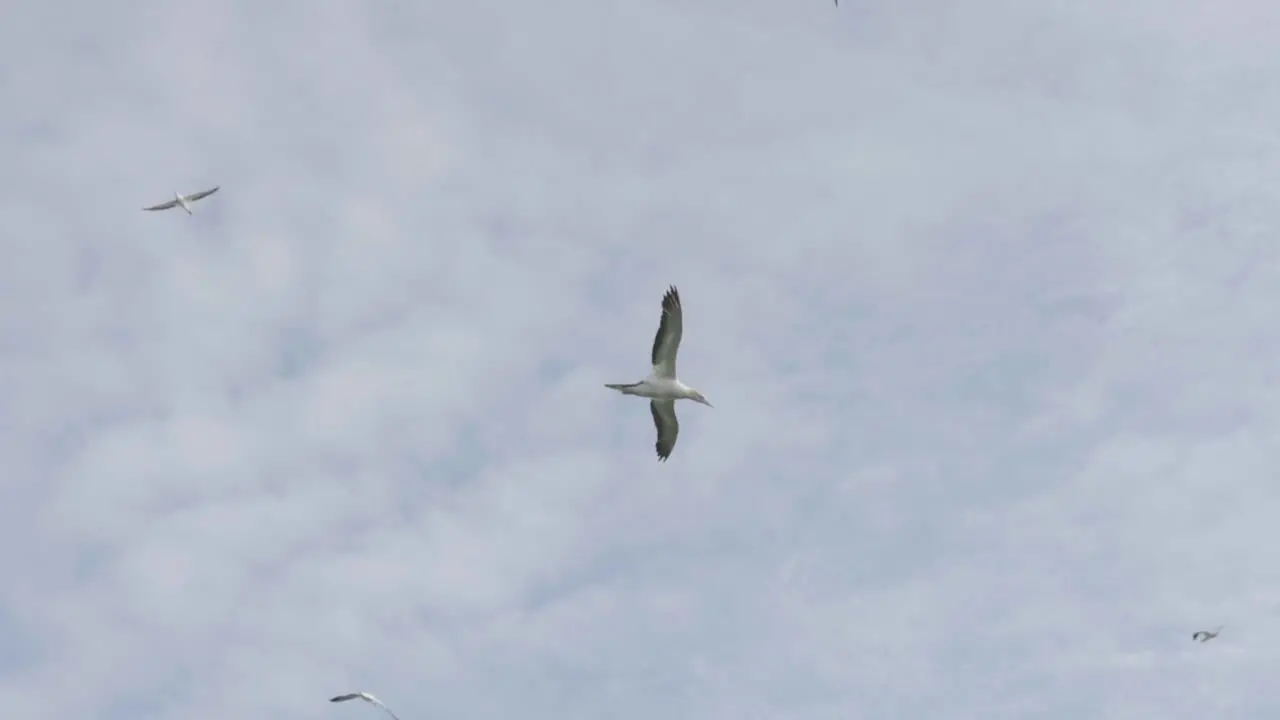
[605,382,643,395]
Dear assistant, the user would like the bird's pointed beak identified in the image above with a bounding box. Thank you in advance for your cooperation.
[701,398,714,408]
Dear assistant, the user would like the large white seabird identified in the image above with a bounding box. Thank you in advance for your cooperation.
[330,692,401,720]
[606,285,713,461]
[142,186,219,215]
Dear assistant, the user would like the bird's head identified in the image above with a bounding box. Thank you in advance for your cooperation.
[691,391,713,407]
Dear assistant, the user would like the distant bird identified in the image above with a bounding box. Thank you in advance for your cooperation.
[1192,626,1224,643]
[142,186,219,215]
[606,285,713,461]
[330,692,401,720]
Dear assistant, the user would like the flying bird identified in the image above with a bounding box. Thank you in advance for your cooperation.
[606,285,713,461]
[1192,626,1224,642]
[142,186,219,215]
[330,692,401,720]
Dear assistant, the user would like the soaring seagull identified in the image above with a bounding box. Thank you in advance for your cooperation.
[330,692,401,720]
[142,186,219,215]
[606,285,712,461]
[1192,626,1224,643]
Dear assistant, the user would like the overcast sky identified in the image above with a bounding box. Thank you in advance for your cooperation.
[3,0,1280,718]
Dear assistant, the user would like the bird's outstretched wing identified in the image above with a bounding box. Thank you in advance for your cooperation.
[369,700,400,720]
[650,285,683,378]
[329,692,400,720]
[186,186,219,202]
[142,199,179,211]
[651,399,679,461]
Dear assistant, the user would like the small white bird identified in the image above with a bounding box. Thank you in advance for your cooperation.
[1192,626,1224,643]
[330,692,401,720]
[142,186,219,215]
[606,285,713,461]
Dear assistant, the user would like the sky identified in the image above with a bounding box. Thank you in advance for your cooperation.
[3,0,1280,718]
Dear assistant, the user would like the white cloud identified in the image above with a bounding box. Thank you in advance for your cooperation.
[3,0,1280,719]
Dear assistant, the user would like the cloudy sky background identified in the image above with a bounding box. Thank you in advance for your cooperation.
[4,0,1280,718]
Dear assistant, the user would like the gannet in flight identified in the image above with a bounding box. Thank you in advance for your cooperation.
[606,285,712,461]
[142,186,219,215]
[1192,626,1224,643]
[330,692,401,720]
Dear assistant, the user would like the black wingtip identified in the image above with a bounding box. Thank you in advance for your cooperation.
[663,285,680,310]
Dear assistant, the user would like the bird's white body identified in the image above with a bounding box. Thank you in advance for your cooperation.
[609,375,700,401]
[142,186,219,215]
[606,285,712,461]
